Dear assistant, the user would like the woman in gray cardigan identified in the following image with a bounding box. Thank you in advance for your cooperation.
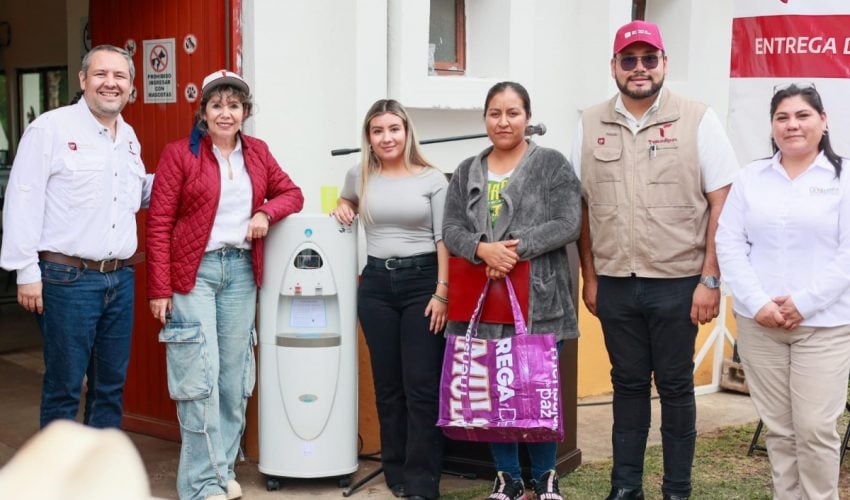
[442,81,581,500]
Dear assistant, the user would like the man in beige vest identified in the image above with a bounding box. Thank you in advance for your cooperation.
[570,20,738,500]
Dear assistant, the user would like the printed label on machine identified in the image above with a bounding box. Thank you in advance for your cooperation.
[289,297,327,328]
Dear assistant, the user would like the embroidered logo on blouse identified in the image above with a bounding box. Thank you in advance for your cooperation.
[810,186,840,196]
[597,137,605,145]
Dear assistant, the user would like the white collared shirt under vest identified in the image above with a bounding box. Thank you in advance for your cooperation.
[570,88,737,192]
[0,98,153,285]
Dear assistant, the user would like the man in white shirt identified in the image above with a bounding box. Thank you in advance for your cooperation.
[1,45,152,429]
[571,21,738,500]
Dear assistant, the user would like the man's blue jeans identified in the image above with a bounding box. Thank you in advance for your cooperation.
[161,248,257,500]
[597,275,699,498]
[37,261,135,429]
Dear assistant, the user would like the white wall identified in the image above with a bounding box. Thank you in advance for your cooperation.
[247,1,387,214]
[649,0,735,125]
[246,0,736,213]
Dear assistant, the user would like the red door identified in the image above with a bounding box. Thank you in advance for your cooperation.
[90,0,241,440]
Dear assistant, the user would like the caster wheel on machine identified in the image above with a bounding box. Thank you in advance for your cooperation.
[266,477,281,491]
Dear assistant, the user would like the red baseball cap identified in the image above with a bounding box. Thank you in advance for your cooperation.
[613,20,665,54]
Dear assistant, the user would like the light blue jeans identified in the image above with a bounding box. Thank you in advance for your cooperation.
[160,248,257,500]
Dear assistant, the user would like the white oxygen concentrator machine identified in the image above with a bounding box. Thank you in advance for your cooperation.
[258,214,358,490]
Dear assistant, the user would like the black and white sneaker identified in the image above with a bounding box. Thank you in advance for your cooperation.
[531,470,563,500]
[486,471,526,500]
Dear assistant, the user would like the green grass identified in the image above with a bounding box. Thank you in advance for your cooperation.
[441,420,850,499]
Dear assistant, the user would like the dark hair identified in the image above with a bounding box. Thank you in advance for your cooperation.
[770,84,842,177]
[194,85,254,131]
[484,81,532,118]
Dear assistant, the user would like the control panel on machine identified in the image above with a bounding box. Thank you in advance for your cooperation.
[281,247,337,297]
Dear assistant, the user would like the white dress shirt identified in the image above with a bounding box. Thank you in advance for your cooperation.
[0,98,153,284]
[206,137,252,251]
[569,89,739,193]
[716,152,850,326]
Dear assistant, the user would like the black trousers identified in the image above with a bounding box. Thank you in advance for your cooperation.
[358,259,446,499]
[597,275,699,498]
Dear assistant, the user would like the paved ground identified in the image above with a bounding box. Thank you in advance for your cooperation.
[0,334,759,499]
[141,391,759,499]
[0,305,759,498]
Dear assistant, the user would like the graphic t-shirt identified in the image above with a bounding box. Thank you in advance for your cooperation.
[487,168,513,228]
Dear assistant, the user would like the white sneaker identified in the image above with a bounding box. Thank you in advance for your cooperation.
[227,479,243,499]
[205,495,227,500]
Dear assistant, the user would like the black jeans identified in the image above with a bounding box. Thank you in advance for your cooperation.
[358,257,446,499]
[597,275,699,498]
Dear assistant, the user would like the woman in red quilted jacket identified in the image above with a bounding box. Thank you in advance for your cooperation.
[146,70,303,500]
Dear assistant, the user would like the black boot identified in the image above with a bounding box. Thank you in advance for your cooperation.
[605,487,645,500]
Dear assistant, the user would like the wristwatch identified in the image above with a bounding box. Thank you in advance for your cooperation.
[699,275,721,289]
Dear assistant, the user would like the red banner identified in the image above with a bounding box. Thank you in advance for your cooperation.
[731,15,850,78]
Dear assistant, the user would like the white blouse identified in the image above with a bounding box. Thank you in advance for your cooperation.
[206,137,253,251]
[716,151,850,327]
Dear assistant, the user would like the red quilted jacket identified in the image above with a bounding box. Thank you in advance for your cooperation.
[146,133,304,299]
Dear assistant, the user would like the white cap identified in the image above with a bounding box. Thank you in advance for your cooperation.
[0,420,151,500]
[201,70,250,96]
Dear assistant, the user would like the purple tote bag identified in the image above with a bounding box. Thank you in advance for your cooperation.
[436,276,564,442]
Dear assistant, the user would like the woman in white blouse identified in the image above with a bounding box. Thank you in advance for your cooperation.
[716,83,850,500]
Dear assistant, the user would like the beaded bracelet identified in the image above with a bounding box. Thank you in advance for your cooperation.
[431,293,448,304]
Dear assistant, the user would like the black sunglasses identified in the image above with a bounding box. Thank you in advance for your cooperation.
[617,54,661,71]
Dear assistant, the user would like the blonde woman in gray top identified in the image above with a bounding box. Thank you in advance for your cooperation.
[331,99,448,500]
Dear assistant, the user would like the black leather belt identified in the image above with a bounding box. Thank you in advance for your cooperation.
[39,251,145,273]
[366,253,437,270]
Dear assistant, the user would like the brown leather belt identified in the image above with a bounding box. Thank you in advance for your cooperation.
[38,251,145,273]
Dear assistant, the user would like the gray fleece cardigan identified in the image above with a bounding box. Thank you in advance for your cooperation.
[442,141,581,341]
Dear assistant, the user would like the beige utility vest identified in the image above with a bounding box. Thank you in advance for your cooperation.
[581,91,708,278]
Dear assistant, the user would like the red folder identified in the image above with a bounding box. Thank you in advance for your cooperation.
[447,257,529,324]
